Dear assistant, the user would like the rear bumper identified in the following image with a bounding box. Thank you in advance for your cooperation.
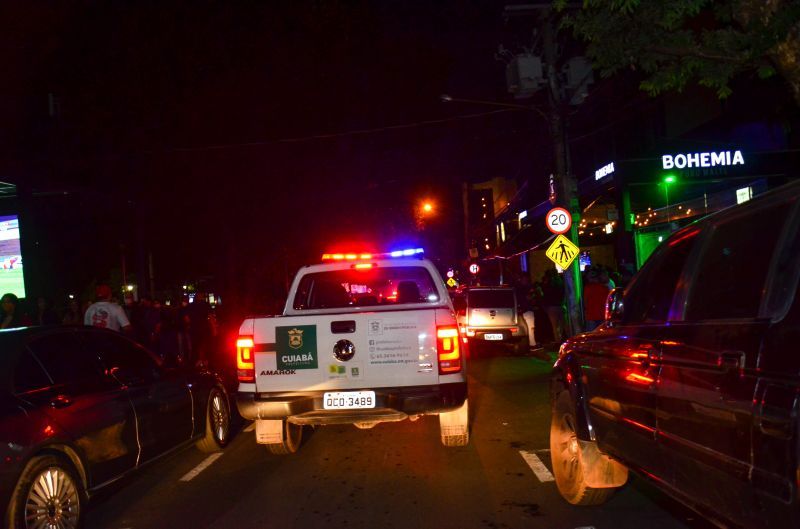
[466,328,527,343]
[236,382,468,423]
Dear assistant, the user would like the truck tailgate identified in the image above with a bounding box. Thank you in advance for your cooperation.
[253,311,439,392]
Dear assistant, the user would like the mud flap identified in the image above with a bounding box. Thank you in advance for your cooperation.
[578,440,629,488]
[439,398,469,437]
[255,419,284,444]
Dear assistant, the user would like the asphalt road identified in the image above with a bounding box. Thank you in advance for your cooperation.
[84,350,715,529]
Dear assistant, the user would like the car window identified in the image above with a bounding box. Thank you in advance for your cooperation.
[13,351,52,394]
[685,202,793,321]
[28,331,105,386]
[467,290,514,308]
[762,202,800,320]
[83,331,162,382]
[293,266,440,310]
[624,228,699,323]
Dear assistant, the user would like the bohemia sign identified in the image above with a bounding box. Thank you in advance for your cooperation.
[662,150,745,170]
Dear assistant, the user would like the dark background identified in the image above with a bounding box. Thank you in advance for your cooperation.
[3,1,797,310]
[1,1,552,307]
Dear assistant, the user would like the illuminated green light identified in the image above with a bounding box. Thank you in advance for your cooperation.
[663,175,677,184]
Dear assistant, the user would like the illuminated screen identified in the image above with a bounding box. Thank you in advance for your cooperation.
[0,215,26,298]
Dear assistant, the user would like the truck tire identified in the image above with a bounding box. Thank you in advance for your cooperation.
[196,387,231,453]
[7,454,84,529]
[550,390,619,505]
[439,399,470,447]
[266,420,303,455]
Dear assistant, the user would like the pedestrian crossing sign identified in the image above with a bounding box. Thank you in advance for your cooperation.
[545,234,580,269]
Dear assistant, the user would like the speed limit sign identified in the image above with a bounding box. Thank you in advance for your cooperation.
[545,207,572,235]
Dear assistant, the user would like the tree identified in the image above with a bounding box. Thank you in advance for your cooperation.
[557,0,800,104]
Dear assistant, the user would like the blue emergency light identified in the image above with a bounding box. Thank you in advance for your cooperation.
[390,248,424,257]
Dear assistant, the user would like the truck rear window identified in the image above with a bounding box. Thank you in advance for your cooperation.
[292,266,440,310]
[467,290,515,308]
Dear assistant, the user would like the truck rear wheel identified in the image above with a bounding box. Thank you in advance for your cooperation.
[439,399,469,447]
[260,420,302,455]
[550,391,621,505]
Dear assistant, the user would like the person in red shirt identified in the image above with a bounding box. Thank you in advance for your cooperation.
[583,267,610,331]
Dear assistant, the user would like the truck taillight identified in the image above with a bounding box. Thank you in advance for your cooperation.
[437,326,462,374]
[237,336,255,383]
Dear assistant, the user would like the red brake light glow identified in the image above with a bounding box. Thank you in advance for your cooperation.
[237,336,255,383]
[437,325,462,374]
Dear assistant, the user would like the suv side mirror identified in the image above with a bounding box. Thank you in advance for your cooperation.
[605,288,625,324]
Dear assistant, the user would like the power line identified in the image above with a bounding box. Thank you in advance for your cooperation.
[152,109,517,154]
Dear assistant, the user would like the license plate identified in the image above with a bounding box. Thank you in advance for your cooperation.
[484,333,504,341]
[323,391,376,410]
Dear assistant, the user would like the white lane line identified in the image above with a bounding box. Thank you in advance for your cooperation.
[179,453,223,482]
[244,421,256,432]
[519,450,555,482]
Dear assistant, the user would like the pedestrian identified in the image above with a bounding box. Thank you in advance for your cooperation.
[34,296,59,325]
[1,293,30,329]
[123,292,136,322]
[155,302,182,367]
[62,298,82,325]
[583,267,610,331]
[186,292,213,367]
[130,297,152,345]
[84,284,132,333]
[541,269,566,344]
[513,275,537,350]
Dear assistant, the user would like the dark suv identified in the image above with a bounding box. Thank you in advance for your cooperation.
[550,179,800,529]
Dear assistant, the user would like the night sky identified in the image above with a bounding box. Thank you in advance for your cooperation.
[1,2,556,303]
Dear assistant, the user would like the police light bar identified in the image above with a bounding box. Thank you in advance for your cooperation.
[321,253,373,261]
[321,248,424,261]
[389,248,424,257]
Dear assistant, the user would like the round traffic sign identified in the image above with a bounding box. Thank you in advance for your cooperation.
[546,207,572,235]
[446,269,455,278]
[469,263,480,274]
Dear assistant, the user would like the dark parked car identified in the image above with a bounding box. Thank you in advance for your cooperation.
[1,326,232,529]
[550,179,800,529]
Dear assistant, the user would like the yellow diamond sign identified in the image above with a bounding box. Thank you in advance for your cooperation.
[545,234,580,269]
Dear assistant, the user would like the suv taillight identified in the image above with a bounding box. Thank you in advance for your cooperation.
[437,326,462,374]
[237,336,255,382]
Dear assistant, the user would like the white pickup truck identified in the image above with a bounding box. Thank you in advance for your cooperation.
[235,250,469,454]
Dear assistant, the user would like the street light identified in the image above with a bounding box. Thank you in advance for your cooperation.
[661,174,678,222]
[422,202,434,214]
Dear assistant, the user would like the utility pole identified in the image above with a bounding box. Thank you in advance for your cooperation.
[541,9,583,335]
[503,3,584,335]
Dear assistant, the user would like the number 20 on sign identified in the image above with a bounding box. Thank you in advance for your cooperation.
[545,207,572,235]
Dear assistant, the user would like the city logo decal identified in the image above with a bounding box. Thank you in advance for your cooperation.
[288,328,304,349]
[276,325,318,370]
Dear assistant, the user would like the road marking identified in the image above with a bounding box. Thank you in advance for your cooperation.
[180,453,223,482]
[519,450,554,482]
[244,422,255,432]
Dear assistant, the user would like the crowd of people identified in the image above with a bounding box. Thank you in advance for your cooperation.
[511,263,629,346]
[0,286,220,369]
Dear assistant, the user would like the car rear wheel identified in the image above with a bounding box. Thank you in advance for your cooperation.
[514,336,530,355]
[196,387,231,453]
[439,399,470,447]
[266,420,303,455]
[7,454,84,529]
[550,391,617,505]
